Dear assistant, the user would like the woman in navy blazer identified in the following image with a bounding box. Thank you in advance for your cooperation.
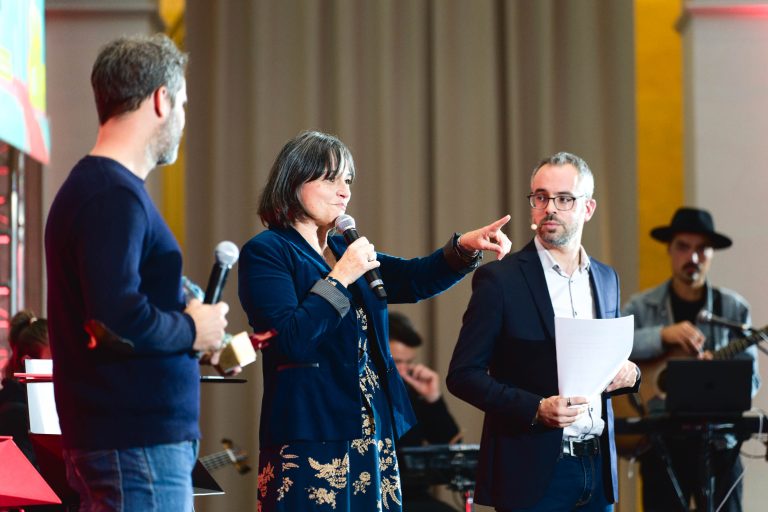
[238,131,511,512]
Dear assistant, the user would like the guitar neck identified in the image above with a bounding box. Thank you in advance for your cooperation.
[712,330,763,360]
[200,450,234,471]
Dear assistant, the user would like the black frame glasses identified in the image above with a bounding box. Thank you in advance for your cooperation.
[527,193,585,211]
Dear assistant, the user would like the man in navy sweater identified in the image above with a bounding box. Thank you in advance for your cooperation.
[45,34,229,511]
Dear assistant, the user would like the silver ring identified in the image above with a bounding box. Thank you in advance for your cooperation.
[566,397,571,407]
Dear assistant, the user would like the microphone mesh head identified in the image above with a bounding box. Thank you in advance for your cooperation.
[215,241,240,266]
[335,214,356,233]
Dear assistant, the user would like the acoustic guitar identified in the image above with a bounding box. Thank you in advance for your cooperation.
[200,438,251,475]
[613,327,764,457]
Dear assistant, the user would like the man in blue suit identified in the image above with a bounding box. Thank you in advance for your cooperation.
[447,152,640,511]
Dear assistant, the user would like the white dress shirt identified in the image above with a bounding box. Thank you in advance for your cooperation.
[534,237,604,439]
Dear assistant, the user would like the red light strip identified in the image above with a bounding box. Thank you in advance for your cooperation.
[686,4,768,17]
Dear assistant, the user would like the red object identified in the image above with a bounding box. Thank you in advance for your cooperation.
[0,436,61,507]
[249,328,277,351]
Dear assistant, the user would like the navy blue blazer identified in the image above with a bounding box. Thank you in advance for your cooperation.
[238,227,470,447]
[447,240,637,509]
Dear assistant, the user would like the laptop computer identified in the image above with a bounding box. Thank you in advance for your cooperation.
[664,359,752,415]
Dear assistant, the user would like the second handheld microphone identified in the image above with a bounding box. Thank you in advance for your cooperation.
[334,214,387,299]
[205,241,240,304]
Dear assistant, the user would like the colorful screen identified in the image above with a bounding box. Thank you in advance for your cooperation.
[0,0,49,164]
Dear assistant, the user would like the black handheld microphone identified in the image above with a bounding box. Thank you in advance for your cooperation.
[204,241,240,304]
[334,214,387,299]
[697,309,752,334]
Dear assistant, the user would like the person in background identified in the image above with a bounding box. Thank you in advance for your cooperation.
[0,310,50,465]
[45,34,229,511]
[238,130,512,511]
[622,207,759,512]
[389,311,461,512]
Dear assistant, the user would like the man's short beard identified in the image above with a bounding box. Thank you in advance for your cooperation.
[536,215,578,247]
[540,229,574,247]
[152,114,181,167]
[155,144,179,166]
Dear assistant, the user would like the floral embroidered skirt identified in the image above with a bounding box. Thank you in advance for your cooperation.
[257,358,402,511]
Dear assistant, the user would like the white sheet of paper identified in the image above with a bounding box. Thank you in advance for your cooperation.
[555,315,634,397]
[24,359,62,435]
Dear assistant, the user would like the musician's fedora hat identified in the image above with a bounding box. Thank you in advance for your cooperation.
[651,207,732,249]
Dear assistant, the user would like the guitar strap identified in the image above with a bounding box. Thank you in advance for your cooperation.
[712,287,723,317]
[710,287,723,351]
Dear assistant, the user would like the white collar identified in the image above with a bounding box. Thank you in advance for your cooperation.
[534,236,591,274]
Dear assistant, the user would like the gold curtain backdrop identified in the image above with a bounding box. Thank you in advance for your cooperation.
[183,1,636,510]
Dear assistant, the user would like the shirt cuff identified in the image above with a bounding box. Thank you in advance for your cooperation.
[309,278,351,317]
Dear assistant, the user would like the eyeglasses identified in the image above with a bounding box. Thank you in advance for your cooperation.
[527,193,585,211]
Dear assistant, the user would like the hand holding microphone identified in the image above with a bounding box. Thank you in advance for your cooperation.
[188,241,238,353]
[334,215,386,298]
[187,299,229,353]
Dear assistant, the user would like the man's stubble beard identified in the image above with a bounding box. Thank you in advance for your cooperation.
[536,214,579,248]
[152,115,182,167]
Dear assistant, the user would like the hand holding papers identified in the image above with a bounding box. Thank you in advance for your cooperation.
[555,316,634,398]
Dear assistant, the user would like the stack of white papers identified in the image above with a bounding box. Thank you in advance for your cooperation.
[555,316,634,397]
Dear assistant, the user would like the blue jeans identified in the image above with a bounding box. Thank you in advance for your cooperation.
[499,449,613,512]
[63,440,198,512]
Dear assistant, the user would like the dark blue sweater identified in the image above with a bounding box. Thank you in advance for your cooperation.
[45,156,199,449]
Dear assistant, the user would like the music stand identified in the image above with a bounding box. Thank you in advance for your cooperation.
[656,359,753,512]
[196,375,249,496]
[199,375,247,383]
[192,460,224,496]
